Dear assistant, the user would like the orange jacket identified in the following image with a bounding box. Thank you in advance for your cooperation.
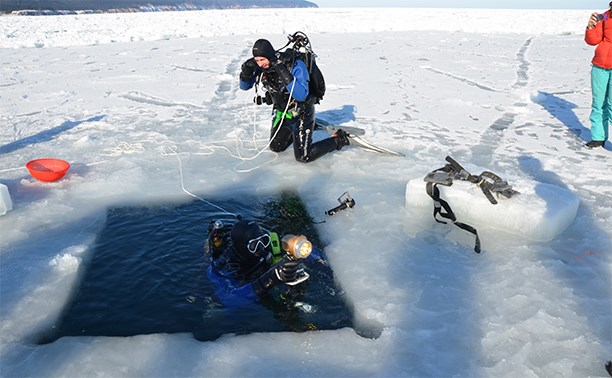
[586,10,612,69]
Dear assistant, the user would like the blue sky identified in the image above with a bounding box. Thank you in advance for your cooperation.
[312,1,607,9]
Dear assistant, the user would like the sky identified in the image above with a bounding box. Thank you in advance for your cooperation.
[312,0,607,10]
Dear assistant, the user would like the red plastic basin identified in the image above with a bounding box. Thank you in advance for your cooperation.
[26,158,70,182]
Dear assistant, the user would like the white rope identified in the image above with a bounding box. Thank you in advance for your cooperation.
[166,145,235,216]
[0,166,26,173]
[2,73,299,212]
[101,141,145,157]
[148,75,297,210]
[232,75,296,172]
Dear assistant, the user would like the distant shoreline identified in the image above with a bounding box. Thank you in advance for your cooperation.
[0,0,317,16]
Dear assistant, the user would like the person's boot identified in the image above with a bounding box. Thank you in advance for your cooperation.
[333,129,350,150]
[585,140,605,148]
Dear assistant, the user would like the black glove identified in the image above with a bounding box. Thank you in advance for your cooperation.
[275,259,300,282]
[271,60,295,85]
[253,259,300,295]
[240,58,258,82]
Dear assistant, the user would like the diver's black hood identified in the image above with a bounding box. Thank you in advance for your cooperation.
[252,39,276,61]
[230,219,264,263]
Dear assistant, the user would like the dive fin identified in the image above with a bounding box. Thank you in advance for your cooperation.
[349,135,405,156]
[314,121,404,157]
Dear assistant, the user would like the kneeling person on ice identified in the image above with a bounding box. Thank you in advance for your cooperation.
[239,38,350,163]
[206,218,318,305]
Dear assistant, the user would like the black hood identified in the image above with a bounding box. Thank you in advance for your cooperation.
[252,39,276,61]
[231,219,265,264]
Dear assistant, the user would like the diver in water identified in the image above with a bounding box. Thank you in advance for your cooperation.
[206,218,316,305]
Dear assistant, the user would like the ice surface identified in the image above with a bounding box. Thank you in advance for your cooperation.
[0,7,611,378]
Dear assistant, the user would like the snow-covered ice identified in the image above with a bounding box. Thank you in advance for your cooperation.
[1,7,611,378]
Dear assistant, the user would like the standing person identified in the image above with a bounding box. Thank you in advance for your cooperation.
[585,3,612,149]
[239,37,350,162]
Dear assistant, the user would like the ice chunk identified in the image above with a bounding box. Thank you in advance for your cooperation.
[0,183,13,216]
[405,176,579,242]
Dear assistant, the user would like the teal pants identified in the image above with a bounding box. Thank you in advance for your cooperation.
[589,65,612,141]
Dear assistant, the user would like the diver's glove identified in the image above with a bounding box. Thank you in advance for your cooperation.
[271,60,295,85]
[240,58,258,82]
[253,259,300,295]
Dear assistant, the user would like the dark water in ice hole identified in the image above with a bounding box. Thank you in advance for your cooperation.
[38,193,355,343]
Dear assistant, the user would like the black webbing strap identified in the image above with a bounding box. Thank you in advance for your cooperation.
[426,182,481,253]
[478,171,519,204]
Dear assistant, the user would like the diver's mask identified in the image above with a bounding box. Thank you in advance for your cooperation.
[247,234,271,255]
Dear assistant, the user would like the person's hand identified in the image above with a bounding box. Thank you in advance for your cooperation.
[588,12,599,30]
[270,59,295,85]
[254,259,302,294]
[273,259,299,283]
[240,58,258,82]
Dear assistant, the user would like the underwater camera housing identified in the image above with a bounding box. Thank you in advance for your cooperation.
[325,191,356,216]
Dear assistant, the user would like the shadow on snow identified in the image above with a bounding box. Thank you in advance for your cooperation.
[0,115,106,156]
